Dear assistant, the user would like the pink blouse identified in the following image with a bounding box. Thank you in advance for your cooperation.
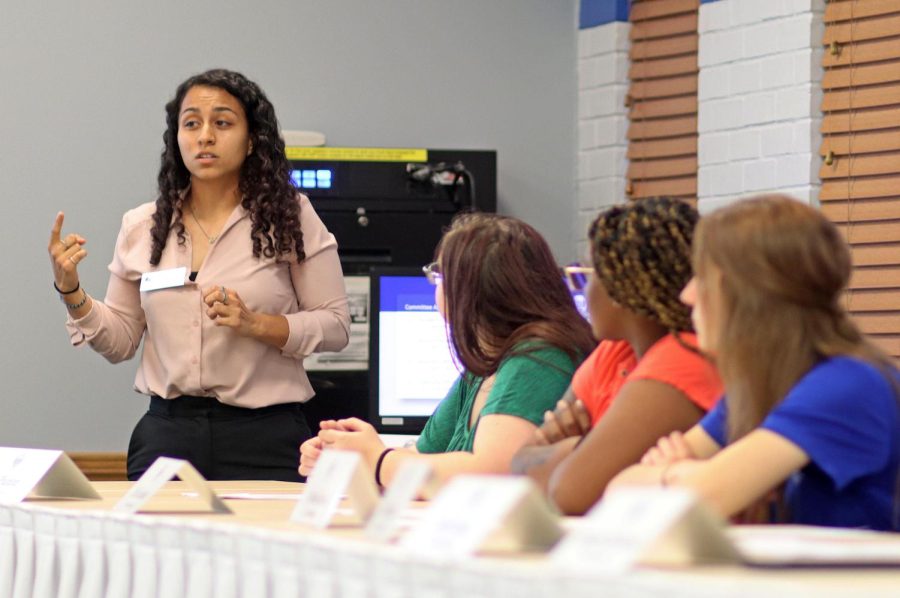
[66,194,350,408]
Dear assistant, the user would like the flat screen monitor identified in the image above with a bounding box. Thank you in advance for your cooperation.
[368,267,592,435]
[369,267,460,434]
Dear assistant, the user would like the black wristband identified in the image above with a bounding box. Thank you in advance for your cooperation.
[374,448,395,488]
[54,280,80,295]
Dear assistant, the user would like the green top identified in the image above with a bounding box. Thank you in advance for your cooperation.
[416,344,581,454]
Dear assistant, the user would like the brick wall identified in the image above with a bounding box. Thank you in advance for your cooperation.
[575,20,630,258]
[696,0,825,213]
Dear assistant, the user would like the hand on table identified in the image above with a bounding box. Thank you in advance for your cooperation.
[298,418,378,477]
[640,431,694,466]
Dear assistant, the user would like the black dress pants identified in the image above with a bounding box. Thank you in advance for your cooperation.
[127,395,310,482]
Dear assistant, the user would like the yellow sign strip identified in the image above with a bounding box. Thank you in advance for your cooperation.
[285,146,428,162]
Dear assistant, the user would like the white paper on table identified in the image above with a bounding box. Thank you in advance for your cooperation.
[729,525,900,566]
[181,491,304,501]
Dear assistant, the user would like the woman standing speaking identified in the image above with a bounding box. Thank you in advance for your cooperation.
[48,69,350,481]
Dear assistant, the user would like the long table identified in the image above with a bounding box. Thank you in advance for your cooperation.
[1,481,898,598]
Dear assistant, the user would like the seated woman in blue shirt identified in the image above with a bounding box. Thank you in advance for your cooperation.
[610,194,900,531]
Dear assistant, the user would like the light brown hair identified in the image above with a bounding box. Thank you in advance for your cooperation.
[693,194,895,442]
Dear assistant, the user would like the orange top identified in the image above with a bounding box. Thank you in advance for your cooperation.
[572,334,723,425]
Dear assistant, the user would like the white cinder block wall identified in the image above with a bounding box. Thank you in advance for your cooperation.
[697,0,825,213]
[575,17,630,259]
[574,0,826,258]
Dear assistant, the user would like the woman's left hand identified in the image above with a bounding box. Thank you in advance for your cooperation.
[317,417,385,468]
[202,285,259,337]
[641,431,694,466]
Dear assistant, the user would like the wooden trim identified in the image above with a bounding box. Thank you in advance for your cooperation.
[68,452,128,481]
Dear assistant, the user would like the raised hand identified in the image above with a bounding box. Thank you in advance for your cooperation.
[48,212,87,294]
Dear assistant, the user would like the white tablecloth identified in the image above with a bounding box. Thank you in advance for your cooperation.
[1,500,898,598]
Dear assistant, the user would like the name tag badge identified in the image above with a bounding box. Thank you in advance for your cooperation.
[140,267,188,292]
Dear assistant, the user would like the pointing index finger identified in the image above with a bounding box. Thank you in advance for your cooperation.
[50,212,64,244]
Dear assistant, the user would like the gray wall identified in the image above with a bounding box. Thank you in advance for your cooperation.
[0,0,578,450]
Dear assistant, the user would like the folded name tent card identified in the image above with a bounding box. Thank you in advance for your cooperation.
[113,457,231,514]
[0,447,100,503]
[400,474,563,557]
[365,459,433,543]
[552,487,740,573]
[291,449,380,528]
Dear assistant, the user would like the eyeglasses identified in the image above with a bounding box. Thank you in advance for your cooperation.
[422,261,443,285]
[562,264,594,292]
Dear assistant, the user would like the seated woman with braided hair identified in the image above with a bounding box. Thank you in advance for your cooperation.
[512,197,722,515]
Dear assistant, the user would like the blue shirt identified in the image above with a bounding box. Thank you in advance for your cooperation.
[700,356,900,531]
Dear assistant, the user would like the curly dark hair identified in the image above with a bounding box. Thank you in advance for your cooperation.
[149,68,303,265]
[588,197,697,333]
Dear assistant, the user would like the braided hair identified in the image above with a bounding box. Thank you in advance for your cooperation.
[588,197,697,333]
[149,69,303,266]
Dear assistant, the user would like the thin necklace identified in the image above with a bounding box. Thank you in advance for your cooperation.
[187,203,219,244]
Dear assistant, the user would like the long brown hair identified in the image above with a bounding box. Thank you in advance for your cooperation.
[694,194,895,442]
[437,213,595,377]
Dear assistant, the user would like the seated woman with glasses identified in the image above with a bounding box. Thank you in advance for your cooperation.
[298,212,596,487]
[512,197,723,515]
[609,195,900,530]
